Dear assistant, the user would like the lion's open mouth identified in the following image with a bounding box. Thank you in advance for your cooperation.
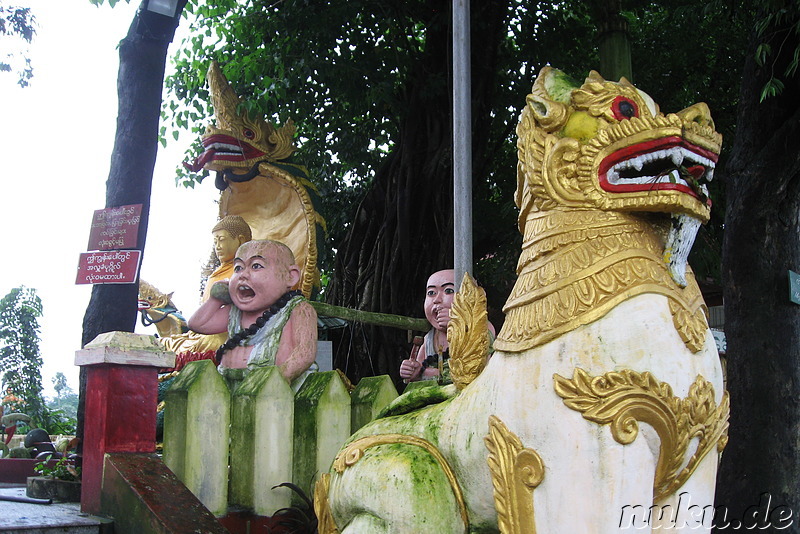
[599,136,717,205]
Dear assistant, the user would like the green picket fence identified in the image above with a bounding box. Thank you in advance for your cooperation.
[162,359,399,517]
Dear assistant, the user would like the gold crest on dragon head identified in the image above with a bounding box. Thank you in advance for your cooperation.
[187,61,297,172]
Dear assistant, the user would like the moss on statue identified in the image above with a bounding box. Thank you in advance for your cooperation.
[379,383,458,418]
[350,375,398,433]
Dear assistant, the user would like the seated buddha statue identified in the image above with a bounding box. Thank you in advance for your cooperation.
[203,215,252,300]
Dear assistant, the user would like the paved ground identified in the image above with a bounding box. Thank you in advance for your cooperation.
[0,484,106,533]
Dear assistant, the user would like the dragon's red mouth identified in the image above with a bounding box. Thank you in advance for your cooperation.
[598,136,718,206]
[184,134,266,172]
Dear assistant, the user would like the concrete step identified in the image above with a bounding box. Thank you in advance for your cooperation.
[0,485,110,534]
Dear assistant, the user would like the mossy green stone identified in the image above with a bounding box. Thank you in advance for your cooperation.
[350,375,398,433]
[221,367,246,392]
[163,359,230,516]
[230,366,294,515]
[229,393,256,508]
[545,68,580,103]
[379,383,457,418]
[330,438,463,531]
[293,371,350,500]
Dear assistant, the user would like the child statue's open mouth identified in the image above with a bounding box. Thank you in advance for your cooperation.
[236,284,256,300]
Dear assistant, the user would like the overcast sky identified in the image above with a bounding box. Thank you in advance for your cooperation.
[0,0,220,397]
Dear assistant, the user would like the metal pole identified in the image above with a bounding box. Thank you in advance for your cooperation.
[452,0,472,288]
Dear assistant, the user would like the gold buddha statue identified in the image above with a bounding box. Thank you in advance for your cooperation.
[203,215,252,301]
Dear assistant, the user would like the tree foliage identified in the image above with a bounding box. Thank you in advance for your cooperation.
[753,0,800,100]
[0,286,45,424]
[0,2,35,87]
[45,372,78,433]
[48,371,77,417]
[162,0,752,382]
[52,371,69,398]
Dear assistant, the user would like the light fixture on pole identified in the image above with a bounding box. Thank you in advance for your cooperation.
[144,0,180,17]
[136,0,184,41]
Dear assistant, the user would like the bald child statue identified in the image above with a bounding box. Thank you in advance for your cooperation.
[189,240,318,387]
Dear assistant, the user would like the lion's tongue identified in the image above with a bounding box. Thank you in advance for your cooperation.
[686,164,705,180]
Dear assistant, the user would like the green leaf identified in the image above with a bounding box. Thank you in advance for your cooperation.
[755,43,771,66]
[785,44,800,77]
[759,77,785,102]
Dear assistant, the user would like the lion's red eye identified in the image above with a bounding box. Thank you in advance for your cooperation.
[612,96,638,120]
[243,128,256,139]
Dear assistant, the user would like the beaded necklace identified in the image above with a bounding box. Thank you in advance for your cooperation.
[215,290,302,364]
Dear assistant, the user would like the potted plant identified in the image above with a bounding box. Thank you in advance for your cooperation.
[27,454,82,502]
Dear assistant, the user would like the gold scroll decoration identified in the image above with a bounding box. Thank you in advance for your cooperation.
[484,416,545,534]
[553,368,729,502]
[448,272,491,390]
[313,474,339,534]
[331,434,469,532]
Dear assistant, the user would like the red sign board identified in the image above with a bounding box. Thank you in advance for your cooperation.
[87,204,142,251]
[76,250,142,285]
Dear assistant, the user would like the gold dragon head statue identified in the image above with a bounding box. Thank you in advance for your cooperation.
[517,67,721,286]
[496,68,722,354]
[186,61,297,172]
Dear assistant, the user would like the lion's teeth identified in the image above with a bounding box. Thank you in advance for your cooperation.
[670,149,684,167]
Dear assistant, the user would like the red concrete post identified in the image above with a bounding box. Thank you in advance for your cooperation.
[74,332,174,515]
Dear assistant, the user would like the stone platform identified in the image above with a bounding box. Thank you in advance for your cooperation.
[0,484,110,534]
